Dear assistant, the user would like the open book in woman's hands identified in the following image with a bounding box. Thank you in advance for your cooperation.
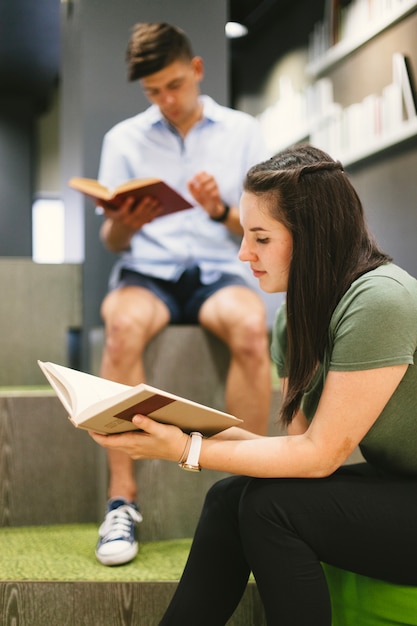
[38,361,242,436]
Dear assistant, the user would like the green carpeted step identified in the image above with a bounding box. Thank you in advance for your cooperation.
[0,525,266,626]
[0,524,191,582]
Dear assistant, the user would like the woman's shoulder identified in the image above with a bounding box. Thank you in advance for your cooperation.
[344,263,417,307]
[332,263,417,334]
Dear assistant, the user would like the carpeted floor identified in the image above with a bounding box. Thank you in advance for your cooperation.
[0,524,192,582]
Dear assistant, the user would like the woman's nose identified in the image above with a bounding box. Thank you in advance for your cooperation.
[238,237,254,262]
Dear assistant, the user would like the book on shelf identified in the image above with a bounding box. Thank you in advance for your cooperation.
[68,176,193,215]
[38,360,242,436]
[392,53,417,120]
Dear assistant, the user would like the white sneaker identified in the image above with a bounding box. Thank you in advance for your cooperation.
[95,498,143,566]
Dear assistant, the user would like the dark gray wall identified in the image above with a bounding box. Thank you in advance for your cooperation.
[0,0,60,258]
[61,0,228,369]
[230,0,324,105]
[351,144,417,278]
[0,100,33,256]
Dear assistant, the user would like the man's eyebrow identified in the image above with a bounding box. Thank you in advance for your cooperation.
[144,77,184,92]
[167,77,184,87]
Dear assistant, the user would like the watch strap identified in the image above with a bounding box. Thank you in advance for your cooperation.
[180,431,203,471]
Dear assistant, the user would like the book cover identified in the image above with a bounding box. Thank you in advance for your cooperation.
[68,177,193,215]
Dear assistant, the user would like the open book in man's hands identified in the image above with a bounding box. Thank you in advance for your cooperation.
[68,176,193,215]
[38,361,242,436]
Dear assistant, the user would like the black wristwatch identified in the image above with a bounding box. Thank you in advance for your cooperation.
[210,203,230,222]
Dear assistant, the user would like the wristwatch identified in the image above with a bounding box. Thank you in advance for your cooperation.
[179,432,203,471]
[210,203,230,222]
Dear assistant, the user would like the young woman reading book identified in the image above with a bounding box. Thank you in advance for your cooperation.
[91,144,417,625]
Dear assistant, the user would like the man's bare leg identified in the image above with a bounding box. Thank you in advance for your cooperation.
[199,286,271,435]
[96,285,170,565]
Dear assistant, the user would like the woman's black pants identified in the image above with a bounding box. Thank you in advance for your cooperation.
[159,464,417,626]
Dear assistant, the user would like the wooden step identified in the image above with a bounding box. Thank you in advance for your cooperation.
[0,259,82,387]
[0,580,264,626]
[0,527,265,626]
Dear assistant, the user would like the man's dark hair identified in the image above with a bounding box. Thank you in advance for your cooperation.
[126,22,194,81]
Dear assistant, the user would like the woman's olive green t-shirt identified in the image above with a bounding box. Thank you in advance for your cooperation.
[271,263,417,476]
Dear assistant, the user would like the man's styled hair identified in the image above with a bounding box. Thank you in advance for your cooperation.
[244,144,392,425]
[126,22,194,81]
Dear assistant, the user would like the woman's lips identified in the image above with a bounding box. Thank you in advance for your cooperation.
[251,268,266,278]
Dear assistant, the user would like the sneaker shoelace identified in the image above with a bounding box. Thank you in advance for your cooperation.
[98,505,143,543]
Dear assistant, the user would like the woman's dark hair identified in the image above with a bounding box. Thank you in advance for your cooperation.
[244,144,392,425]
[126,23,194,81]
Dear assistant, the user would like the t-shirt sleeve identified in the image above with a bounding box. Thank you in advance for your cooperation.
[330,275,417,371]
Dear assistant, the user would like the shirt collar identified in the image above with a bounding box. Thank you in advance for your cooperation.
[147,95,224,129]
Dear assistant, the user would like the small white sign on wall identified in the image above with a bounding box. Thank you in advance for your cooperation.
[32,197,65,263]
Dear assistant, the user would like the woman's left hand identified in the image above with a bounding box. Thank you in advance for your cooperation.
[89,414,189,462]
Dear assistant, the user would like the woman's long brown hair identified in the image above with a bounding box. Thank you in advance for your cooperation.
[244,145,392,425]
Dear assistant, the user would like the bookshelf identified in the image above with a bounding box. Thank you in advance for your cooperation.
[258,75,417,167]
[262,111,417,169]
[307,0,417,77]
[257,2,417,169]
[254,0,417,284]
[342,115,417,167]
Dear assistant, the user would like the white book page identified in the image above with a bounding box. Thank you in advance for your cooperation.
[38,361,131,418]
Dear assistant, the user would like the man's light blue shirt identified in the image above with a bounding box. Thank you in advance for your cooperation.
[98,95,269,287]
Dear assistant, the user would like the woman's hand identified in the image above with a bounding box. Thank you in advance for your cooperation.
[89,414,189,462]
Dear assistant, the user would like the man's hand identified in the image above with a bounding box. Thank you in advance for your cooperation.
[101,194,163,230]
[100,195,163,252]
[188,170,243,234]
[187,171,226,219]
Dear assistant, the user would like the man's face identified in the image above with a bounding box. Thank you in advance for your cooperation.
[140,57,204,133]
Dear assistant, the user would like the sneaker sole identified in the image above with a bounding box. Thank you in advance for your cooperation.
[95,542,138,566]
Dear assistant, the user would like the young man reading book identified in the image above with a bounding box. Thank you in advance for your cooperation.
[94,22,272,566]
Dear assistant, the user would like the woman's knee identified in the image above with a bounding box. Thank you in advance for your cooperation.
[239,478,299,534]
[203,475,251,521]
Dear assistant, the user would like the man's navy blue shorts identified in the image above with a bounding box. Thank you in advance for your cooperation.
[117,266,248,324]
